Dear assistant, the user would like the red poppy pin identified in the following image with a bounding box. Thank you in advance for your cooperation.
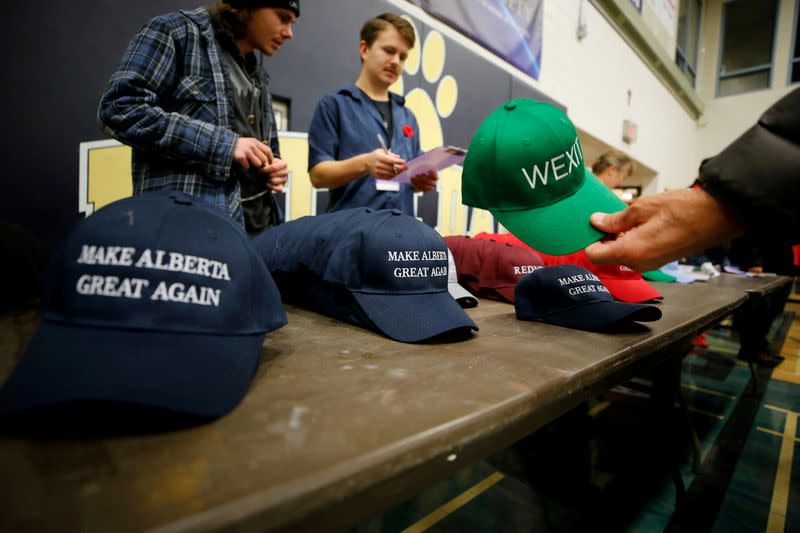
[402,125,414,137]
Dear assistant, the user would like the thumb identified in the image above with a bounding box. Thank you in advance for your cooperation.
[589,208,635,235]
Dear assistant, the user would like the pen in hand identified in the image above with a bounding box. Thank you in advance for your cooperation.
[377,133,399,176]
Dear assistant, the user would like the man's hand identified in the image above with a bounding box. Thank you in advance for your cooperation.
[584,187,745,271]
[261,157,288,192]
[365,148,406,180]
[410,170,438,192]
[234,137,273,170]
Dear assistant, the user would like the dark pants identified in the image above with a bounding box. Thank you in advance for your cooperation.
[733,283,791,358]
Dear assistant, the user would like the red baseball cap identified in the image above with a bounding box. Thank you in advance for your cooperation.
[444,236,545,303]
[474,232,533,250]
[473,233,662,303]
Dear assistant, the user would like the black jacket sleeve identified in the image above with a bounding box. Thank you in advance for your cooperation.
[699,87,800,239]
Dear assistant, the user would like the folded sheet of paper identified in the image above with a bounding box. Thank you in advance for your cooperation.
[390,146,467,184]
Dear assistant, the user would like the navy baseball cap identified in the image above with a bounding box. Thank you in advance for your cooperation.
[258,207,373,275]
[514,265,661,331]
[0,191,287,420]
[255,208,478,343]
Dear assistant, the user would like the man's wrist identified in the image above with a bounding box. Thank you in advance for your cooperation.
[692,186,746,242]
[358,153,371,177]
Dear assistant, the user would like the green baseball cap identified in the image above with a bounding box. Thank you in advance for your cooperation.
[461,99,626,255]
[642,269,677,283]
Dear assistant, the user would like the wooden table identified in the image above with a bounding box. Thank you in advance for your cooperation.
[706,273,793,296]
[0,282,750,532]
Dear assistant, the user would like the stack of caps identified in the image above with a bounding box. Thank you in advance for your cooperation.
[473,233,662,303]
[444,236,544,303]
[253,208,478,343]
[515,265,662,331]
[0,191,287,421]
[461,99,626,255]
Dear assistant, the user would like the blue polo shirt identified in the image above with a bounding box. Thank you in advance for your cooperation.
[308,83,422,215]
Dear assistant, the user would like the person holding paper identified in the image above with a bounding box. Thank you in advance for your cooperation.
[98,1,299,235]
[307,13,437,214]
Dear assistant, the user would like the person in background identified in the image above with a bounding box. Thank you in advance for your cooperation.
[307,13,437,215]
[585,87,800,272]
[591,150,634,190]
[728,234,795,366]
[98,1,299,235]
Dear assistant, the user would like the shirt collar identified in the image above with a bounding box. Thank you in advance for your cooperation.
[339,83,406,107]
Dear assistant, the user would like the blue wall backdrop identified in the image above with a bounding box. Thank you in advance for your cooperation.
[2,0,559,253]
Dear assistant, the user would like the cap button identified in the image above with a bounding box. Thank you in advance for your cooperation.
[504,102,517,111]
[390,209,402,216]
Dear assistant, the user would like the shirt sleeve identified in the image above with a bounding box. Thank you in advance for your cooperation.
[700,87,800,238]
[308,95,340,170]
[97,16,236,183]
[409,113,422,158]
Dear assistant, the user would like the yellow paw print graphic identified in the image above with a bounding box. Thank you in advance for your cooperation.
[390,18,458,151]
[389,20,495,237]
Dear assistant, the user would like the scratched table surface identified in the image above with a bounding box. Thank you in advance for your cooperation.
[705,273,793,296]
[0,282,750,533]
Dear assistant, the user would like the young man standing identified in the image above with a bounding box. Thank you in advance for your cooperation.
[308,13,437,215]
[98,1,299,235]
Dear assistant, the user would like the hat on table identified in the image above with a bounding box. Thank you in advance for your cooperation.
[473,232,534,251]
[473,233,662,303]
[659,261,695,283]
[642,269,676,283]
[642,262,695,283]
[461,99,626,255]
[447,249,478,308]
[444,235,545,303]
[0,191,287,420]
[515,265,662,331]
[534,250,662,303]
[254,208,478,343]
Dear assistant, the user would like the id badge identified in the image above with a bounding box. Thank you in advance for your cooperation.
[375,179,401,192]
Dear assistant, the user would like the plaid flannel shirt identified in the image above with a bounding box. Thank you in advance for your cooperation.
[98,8,244,225]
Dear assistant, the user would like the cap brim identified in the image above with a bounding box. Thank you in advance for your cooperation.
[642,269,677,282]
[491,169,626,255]
[0,322,263,419]
[494,285,516,304]
[662,269,695,284]
[536,300,662,331]
[448,282,479,308]
[353,291,478,343]
[600,278,663,303]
